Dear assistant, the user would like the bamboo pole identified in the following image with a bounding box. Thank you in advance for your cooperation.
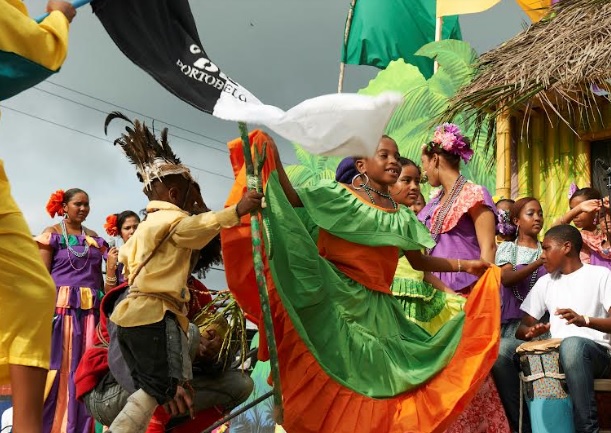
[495,110,511,198]
[575,138,591,188]
[338,0,357,93]
[530,113,543,210]
[545,118,561,226]
[238,122,284,423]
[517,113,531,197]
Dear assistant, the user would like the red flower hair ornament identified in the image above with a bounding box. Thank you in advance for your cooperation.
[104,214,119,237]
[46,190,65,218]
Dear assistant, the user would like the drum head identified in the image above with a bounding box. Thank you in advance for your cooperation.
[516,338,563,354]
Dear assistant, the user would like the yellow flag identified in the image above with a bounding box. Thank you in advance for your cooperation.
[514,0,553,22]
[436,0,501,17]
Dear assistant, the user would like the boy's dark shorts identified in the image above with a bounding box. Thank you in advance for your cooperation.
[116,312,192,404]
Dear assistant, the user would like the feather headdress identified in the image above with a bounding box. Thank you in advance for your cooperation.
[104,111,194,190]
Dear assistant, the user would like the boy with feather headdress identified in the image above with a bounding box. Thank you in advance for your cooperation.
[103,112,262,433]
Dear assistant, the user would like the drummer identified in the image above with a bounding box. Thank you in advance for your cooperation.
[514,224,611,433]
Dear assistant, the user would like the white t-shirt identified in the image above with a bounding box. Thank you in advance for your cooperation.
[521,264,611,349]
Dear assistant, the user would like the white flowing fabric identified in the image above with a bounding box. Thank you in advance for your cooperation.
[213,91,403,157]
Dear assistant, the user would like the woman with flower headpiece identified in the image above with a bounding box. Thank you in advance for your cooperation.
[103,210,140,292]
[553,184,611,269]
[419,123,497,292]
[418,124,509,433]
[36,188,108,433]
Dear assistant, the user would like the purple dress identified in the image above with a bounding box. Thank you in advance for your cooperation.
[36,232,107,433]
[421,183,510,431]
[418,182,496,293]
[495,242,548,325]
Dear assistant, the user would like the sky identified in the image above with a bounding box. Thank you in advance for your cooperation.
[1,0,529,289]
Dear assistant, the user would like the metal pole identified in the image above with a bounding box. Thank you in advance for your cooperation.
[338,0,357,93]
[200,391,274,433]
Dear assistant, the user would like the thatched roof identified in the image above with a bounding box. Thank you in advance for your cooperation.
[445,0,611,140]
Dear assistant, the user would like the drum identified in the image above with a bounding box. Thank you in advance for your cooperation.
[516,339,575,433]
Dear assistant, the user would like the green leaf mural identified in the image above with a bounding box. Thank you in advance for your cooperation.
[286,40,495,197]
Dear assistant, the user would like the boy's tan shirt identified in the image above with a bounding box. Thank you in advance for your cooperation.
[111,200,239,331]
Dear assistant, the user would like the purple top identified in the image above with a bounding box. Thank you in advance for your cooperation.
[418,183,496,292]
[42,232,107,290]
[495,242,547,323]
[588,251,611,270]
[116,262,125,284]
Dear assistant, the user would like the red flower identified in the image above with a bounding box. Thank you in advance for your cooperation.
[46,190,65,218]
[104,214,119,237]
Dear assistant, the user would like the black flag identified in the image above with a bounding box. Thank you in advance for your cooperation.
[92,0,258,116]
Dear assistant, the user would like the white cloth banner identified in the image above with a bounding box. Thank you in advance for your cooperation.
[213,91,403,157]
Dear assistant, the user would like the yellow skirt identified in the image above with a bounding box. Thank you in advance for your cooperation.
[392,256,466,335]
[0,160,55,383]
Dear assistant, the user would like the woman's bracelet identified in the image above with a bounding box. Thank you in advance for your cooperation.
[106,275,118,284]
[457,259,462,272]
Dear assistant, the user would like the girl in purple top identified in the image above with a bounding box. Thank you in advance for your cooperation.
[495,197,547,334]
[418,124,497,294]
[36,188,108,433]
[492,198,550,432]
[103,210,140,292]
[554,186,611,269]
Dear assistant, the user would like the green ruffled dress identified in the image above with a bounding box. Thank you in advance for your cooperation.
[392,257,466,335]
[266,172,467,397]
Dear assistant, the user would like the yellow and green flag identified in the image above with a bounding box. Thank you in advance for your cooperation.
[437,0,501,17]
[0,0,69,100]
[341,0,462,78]
[515,0,555,22]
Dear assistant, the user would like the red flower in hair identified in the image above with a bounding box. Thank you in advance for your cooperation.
[46,190,65,218]
[104,214,119,237]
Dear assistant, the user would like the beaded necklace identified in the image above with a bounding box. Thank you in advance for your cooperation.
[361,184,398,210]
[510,240,542,301]
[60,219,90,271]
[424,175,467,253]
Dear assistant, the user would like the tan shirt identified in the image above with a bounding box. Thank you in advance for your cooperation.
[111,200,239,331]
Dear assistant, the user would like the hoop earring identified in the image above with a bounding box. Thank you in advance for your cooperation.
[351,172,370,191]
[63,213,69,220]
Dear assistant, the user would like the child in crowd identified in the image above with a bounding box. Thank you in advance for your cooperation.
[492,197,547,432]
[495,198,517,244]
[555,186,611,269]
[102,113,262,433]
[411,191,426,214]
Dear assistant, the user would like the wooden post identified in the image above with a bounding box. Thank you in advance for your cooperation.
[338,0,357,93]
[496,109,512,198]
[238,122,284,423]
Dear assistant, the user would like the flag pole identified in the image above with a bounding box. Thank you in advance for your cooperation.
[433,15,443,73]
[237,122,284,424]
[35,0,92,23]
[338,0,357,93]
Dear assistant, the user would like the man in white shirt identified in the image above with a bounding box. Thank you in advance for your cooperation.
[515,225,611,433]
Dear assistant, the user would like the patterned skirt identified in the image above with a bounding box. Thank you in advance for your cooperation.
[43,286,100,433]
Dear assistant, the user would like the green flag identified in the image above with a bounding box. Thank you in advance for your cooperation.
[341,0,462,78]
